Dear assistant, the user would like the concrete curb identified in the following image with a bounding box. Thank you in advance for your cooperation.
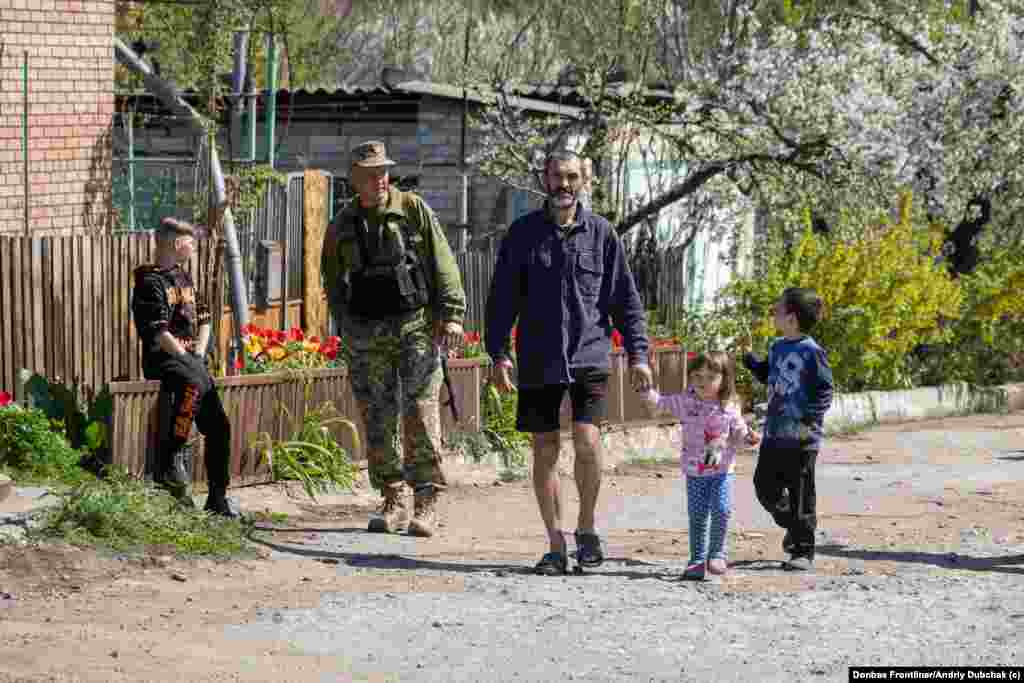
[824,382,1024,433]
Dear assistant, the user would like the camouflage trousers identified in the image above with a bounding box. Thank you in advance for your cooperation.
[345,323,446,492]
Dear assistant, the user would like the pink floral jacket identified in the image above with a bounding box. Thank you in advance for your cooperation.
[642,388,751,478]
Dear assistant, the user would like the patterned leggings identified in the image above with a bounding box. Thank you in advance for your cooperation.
[685,473,734,564]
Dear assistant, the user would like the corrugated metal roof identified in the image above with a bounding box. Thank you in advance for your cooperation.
[115,80,670,114]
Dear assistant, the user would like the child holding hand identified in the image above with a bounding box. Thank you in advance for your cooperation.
[642,351,760,581]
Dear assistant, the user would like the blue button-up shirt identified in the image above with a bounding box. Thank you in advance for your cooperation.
[485,204,649,387]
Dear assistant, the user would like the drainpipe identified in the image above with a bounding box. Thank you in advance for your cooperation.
[113,38,250,358]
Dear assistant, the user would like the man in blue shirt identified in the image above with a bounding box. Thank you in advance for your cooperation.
[486,150,653,575]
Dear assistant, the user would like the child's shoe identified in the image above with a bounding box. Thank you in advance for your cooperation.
[707,558,728,575]
[682,562,707,581]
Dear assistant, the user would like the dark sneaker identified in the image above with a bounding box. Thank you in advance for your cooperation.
[203,492,240,519]
[574,531,605,568]
[368,484,408,534]
[534,551,568,576]
[784,555,814,571]
[782,530,795,554]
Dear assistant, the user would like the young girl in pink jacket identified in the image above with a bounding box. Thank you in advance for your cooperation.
[642,352,760,581]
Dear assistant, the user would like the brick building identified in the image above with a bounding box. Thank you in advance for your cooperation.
[0,0,115,235]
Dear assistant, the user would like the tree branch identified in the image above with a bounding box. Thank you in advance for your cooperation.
[615,160,730,235]
[840,11,941,66]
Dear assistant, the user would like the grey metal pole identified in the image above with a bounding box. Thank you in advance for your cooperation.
[230,31,248,161]
[113,38,250,353]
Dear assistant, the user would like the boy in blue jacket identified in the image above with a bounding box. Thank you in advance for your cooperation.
[743,287,834,570]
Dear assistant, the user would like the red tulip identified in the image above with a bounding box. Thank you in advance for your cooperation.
[288,327,304,342]
[0,391,11,407]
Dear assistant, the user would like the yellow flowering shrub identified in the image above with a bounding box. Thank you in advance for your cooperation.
[726,194,963,391]
[918,243,1024,385]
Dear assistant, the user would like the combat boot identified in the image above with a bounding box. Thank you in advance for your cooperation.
[367,483,408,533]
[408,485,439,538]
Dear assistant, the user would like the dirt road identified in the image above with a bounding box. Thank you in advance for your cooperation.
[1,413,1022,682]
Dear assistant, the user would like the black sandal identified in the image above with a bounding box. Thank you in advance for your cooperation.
[534,551,568,576]
[574,531,605,568]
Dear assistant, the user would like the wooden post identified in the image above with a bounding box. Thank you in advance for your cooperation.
[302,169,329,337]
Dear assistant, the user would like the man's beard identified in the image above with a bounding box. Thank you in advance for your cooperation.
[548,189,576,207]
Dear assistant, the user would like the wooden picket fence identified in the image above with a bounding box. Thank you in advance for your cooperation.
[106,348,689,488]
[0,233,212,396]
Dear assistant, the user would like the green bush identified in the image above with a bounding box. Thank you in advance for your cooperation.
[22,373,112,456]
[725,195,962,392]
[38,467,246,555]
[0,405,92,485]
[252,400,359,501]
[909,244,1024,387]
[481,384,531,468]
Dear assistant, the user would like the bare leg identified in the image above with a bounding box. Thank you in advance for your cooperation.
[532,431,565,553]
[573,423,603,533]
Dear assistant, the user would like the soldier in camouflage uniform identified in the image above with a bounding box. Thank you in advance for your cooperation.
[321,141,466,537]
[131,217,238,518]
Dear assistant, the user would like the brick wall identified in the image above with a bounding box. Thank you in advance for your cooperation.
[0,0,114,235]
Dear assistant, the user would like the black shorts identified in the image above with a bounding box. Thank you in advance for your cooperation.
[516,367,610,433]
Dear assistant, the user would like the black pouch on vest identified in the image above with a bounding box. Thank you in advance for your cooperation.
[347,218,429,319]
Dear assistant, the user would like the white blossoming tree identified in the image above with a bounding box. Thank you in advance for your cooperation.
[473,0,1024,262]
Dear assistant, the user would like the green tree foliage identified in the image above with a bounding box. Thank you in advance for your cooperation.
[726,194,964,392]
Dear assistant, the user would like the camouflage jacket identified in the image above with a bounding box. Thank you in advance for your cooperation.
[321,190,466,339]
[131,263,211,361]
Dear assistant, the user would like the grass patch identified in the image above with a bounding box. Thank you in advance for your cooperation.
[35,467,248,556]
[249,510,290,525]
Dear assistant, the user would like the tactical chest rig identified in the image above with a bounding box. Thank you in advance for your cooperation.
[346,213,430,319]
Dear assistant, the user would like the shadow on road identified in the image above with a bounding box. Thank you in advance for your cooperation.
[245,527,682,582]
[250,525,368,535]
[816,545,1024,575]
